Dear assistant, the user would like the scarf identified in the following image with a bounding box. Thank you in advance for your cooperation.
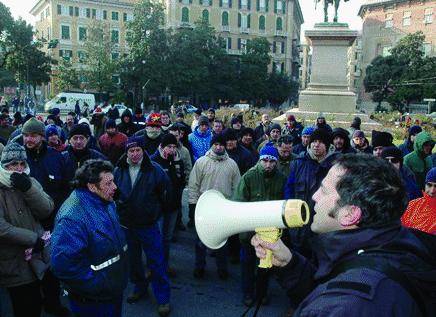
[0,164,31,188]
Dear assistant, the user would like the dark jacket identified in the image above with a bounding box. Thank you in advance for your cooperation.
[107,107,120,120]
[293,143,307,156]
[399,139,414,157]
[117,110,137,137]
[51,189,128,301]
[62,146,107,182]
[113,153,171,228]
[400,165,422,202]
[150,147,185,210]
[227,144,257,176]
[133,129,163,157]
[278,224,435,316]
[254,123,268,146]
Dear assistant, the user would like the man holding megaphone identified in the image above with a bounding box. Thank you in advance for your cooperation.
[251,154,436,316]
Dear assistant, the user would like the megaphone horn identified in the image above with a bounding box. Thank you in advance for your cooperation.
[195,190,309,250]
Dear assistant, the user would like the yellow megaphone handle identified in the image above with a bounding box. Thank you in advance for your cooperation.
[255,228,282,269]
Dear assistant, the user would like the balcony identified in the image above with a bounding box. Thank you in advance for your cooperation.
[221,25,230,32]
[228,49,242,55]
[275,30,286,37]
[258,29,266,35]
[240,27,250,34]
[179,22,193,28]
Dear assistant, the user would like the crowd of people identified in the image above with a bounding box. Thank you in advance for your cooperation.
[0,104,434,317]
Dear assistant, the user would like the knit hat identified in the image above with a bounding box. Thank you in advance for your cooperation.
[310,128,332,148]
[267,123,281,135]
[371,130,394,148]
[161,133,178,148]
[408,125,422,136]
[1,142,27,167]
[302,126,315,136]
[45,124,60,139]
[105,119,117,130]
[22,117,45,136]
[222,128,238,141]
[210,133,226,147]
[332,127,350,140]
[198,115,209,126]
[259,144,279,161]
[425,167,436,183]
[146,113,162,127]
[353,130,365,139]
[69,124,90,139]
[126,136,145,151]
[381,146,403,166]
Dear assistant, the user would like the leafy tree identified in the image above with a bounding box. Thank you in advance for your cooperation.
[82,20,117,95]
[266,71,297,108]
[54,59,80,92]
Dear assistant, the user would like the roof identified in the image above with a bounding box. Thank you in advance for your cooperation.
[358,0,410,17]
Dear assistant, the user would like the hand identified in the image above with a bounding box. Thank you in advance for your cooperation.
[32,237,45,254]
[251,234,292,267]
[10,173,32,192]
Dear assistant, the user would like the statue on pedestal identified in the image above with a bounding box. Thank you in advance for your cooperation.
[316,0,350,23]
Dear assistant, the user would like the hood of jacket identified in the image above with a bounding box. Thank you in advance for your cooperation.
[413,132,434,158]
[205,149,229,161]
[193,125,212,139]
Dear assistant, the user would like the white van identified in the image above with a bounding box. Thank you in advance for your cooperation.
[44,93,95,113]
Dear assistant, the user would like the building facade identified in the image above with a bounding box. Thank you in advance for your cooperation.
[31,0,303,97]
[358,0,435,107]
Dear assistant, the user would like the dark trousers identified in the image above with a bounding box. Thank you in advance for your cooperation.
[124,225,170,305]
[195,238,228,271]
[240,244,269,298]
[69,296,122,317]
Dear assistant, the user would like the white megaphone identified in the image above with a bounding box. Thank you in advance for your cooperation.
[195,190,309,252]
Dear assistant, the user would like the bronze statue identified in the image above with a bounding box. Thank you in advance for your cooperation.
[316,0,350,23]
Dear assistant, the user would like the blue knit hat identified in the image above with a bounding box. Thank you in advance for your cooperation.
[426,167,436,183]
[302,126,315,136]
[408,125,422,136]
[125,136,144,151]
[259,143,278,161]
[45,124,60,139]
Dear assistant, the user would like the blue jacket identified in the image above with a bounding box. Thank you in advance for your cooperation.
[62,146,107,182]
[51,189,128,301]
[278,224,435,316]
[398,139,414,157]
[284,150,340,256]
[400,165,422,202]
[113,153,171,228]
[227,144,257,176]
[188,126,212,162]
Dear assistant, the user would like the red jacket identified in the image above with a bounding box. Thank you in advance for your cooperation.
[402,192,436,234]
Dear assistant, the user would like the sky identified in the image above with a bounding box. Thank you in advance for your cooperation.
[2,0,364,37]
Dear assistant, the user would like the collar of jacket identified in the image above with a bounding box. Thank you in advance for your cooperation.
[255,161,278,178]
[67,145,91,160]
[307,144,336,163]
[26,141,48,159]
[193,126,211,138]
[311,222,404,280]
[117,151,153,170]
[76,188,113,207]
[206,149,228,161]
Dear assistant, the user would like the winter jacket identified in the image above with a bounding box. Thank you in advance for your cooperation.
[0,125,16,141]
[277,153,298,178]
[188,126,212,162]
[25,142,68,228]
[284,148,340,257]
[227,144,256,176]
[98,132,128,165]
[107,107,120,120]
[62,146,107,182]
[399,139,414,157]
[254,123,269,145]
[90,114,107,140]
[117,110,137,137]
[0,178,54,287]
[404,132,434,189]
[114,153,171,228]
[133,129,163,156]
[400,165,422,202]
[278,224,436,316]
[292,143,307,156]
[177,142,192,183]
[402,192,436,234]
[351,138,373,154]
[188,150,241,204]
[150,147,185,210]
[51,189,128,301]
[241,143,259,162]
[233,163,287,245]
[282,123,303,144]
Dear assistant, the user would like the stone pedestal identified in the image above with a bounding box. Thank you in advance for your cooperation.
[299,23,358,113]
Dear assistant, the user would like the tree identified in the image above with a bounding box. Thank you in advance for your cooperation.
[54,59,80,92]
[266,71,297,109]
[82,20,118,95]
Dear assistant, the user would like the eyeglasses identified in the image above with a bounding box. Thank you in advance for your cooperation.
[426,182,436,189]
[384,157,401,164]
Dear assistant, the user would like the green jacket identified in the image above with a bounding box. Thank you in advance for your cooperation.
[233,162,287,244]
[404,131,434,189]
[277,153,298,178]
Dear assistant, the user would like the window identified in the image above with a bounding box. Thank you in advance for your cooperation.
[201,0,211,5]
[241,14,247,28]
[86,8,91,18]
[112,52,120,60]
[61,25,70,40]
[277,0,282,12]
[59,50,73,61]
[259,15,265,30]
[103,10,107,20]
[423,43,432,57]
[220,0,230,7]
[75,7,79,17]
[259,0,266,10]
[182,7,189,23]
[112,11,119,21]
[276,17,282,30]
[69,6,74,16]
[425,8,433,24]
[280,41,285,54]
[78,51,87,62]
[403,11,411,26]
[79,8,87,18]
[78,27,87,41]
[41,12,44,21]
[57,4,61,15]
[227,37,232,49]
[272,41,276,53]
[222,12,229,26]
[46,7,50,17]
[123,13,128,22]
[385,13,393,28]
[202,10,209,23]
[92,9,96,19]
[111,30,119,44]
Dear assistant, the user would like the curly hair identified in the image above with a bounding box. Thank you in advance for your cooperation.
[334,153,408,228]
[71,159,113,189]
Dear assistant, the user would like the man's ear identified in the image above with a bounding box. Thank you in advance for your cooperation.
[339,206,362,227]
[87,183,97,194]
